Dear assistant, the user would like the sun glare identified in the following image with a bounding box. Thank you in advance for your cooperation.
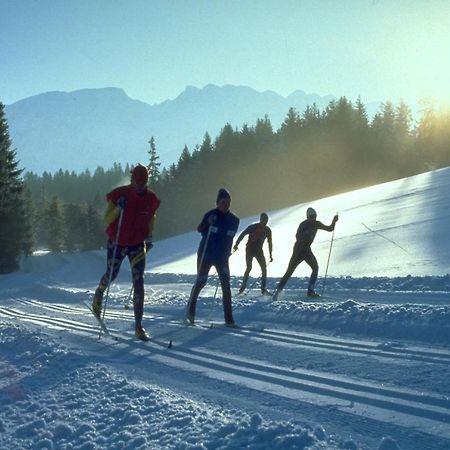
[374,3,450,105]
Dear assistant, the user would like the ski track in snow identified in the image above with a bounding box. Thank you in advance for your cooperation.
[1,279,450,450]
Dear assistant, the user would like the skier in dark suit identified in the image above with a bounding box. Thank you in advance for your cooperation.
[273,207,338,300]
[233,213,273,295]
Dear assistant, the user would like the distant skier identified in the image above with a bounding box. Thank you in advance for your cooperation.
[92,164,160,340]
[273,207,338,300]
[186,188,240,326]
[233,212,273,295]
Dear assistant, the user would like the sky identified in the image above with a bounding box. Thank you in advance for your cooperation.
[1,0,450,107]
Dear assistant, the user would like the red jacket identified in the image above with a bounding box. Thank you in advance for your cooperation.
[106,185,161,246]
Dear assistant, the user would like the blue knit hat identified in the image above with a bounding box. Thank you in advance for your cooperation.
[216,188,231,204]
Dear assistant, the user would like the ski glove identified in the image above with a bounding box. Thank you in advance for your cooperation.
[116,196,127,210]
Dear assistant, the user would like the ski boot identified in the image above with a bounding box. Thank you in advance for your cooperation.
[135,326,151,341]
[185,314,195,325]
[307,289,321,298]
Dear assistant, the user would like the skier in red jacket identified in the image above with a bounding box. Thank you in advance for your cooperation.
[92,164,160,340]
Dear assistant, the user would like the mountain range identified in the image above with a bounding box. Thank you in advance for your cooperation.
[5,84,378,174]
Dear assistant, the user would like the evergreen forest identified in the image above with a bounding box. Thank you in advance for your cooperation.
[2,97,450,272]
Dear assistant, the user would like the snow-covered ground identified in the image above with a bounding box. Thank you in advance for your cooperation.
[1,168,450,450]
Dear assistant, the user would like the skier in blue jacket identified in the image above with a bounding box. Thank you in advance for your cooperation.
[186,188,240,326]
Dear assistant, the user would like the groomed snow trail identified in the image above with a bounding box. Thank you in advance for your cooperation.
[1,282,450,450]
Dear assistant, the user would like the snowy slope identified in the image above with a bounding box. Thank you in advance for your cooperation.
[1,168,450,450]
[151,167,450,278]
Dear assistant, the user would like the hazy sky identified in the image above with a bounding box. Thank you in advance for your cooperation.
[1,0,449,106]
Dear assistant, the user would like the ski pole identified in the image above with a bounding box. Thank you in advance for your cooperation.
[124,285,133,310]
[205,271,220,323]
[198,223,214,271]
[99,207,124,339]
[321,222,335,297]
[208,245,236,320]
[246,259,272,293]
[186,223,214,317]
[213,276,220,299]
[124,242,151,309]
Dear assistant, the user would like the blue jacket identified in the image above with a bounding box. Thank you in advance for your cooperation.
[197,208,240,263]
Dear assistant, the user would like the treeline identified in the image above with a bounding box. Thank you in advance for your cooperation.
[23,165,130,252]
[21,97,450,244]
[24,163,131,205]
[156,97,450,237]
[2,97,450,272]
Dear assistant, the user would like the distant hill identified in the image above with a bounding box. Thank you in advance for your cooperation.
[5,85,339,173]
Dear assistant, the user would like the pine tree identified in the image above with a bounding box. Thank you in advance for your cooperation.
[415,101,450,169]
[177,145,191,171]
[63,203,87,252]
[0,102,33,273]
[147,136,161,185]
[84,203,105,250]
[21,187,35,255]
[279,107,301,151]
[199,132,213,155]
[42,196,64,252]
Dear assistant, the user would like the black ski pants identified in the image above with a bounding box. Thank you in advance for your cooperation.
[187,257,234,324]
[276,243,318,292]
[240,245,267,291]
